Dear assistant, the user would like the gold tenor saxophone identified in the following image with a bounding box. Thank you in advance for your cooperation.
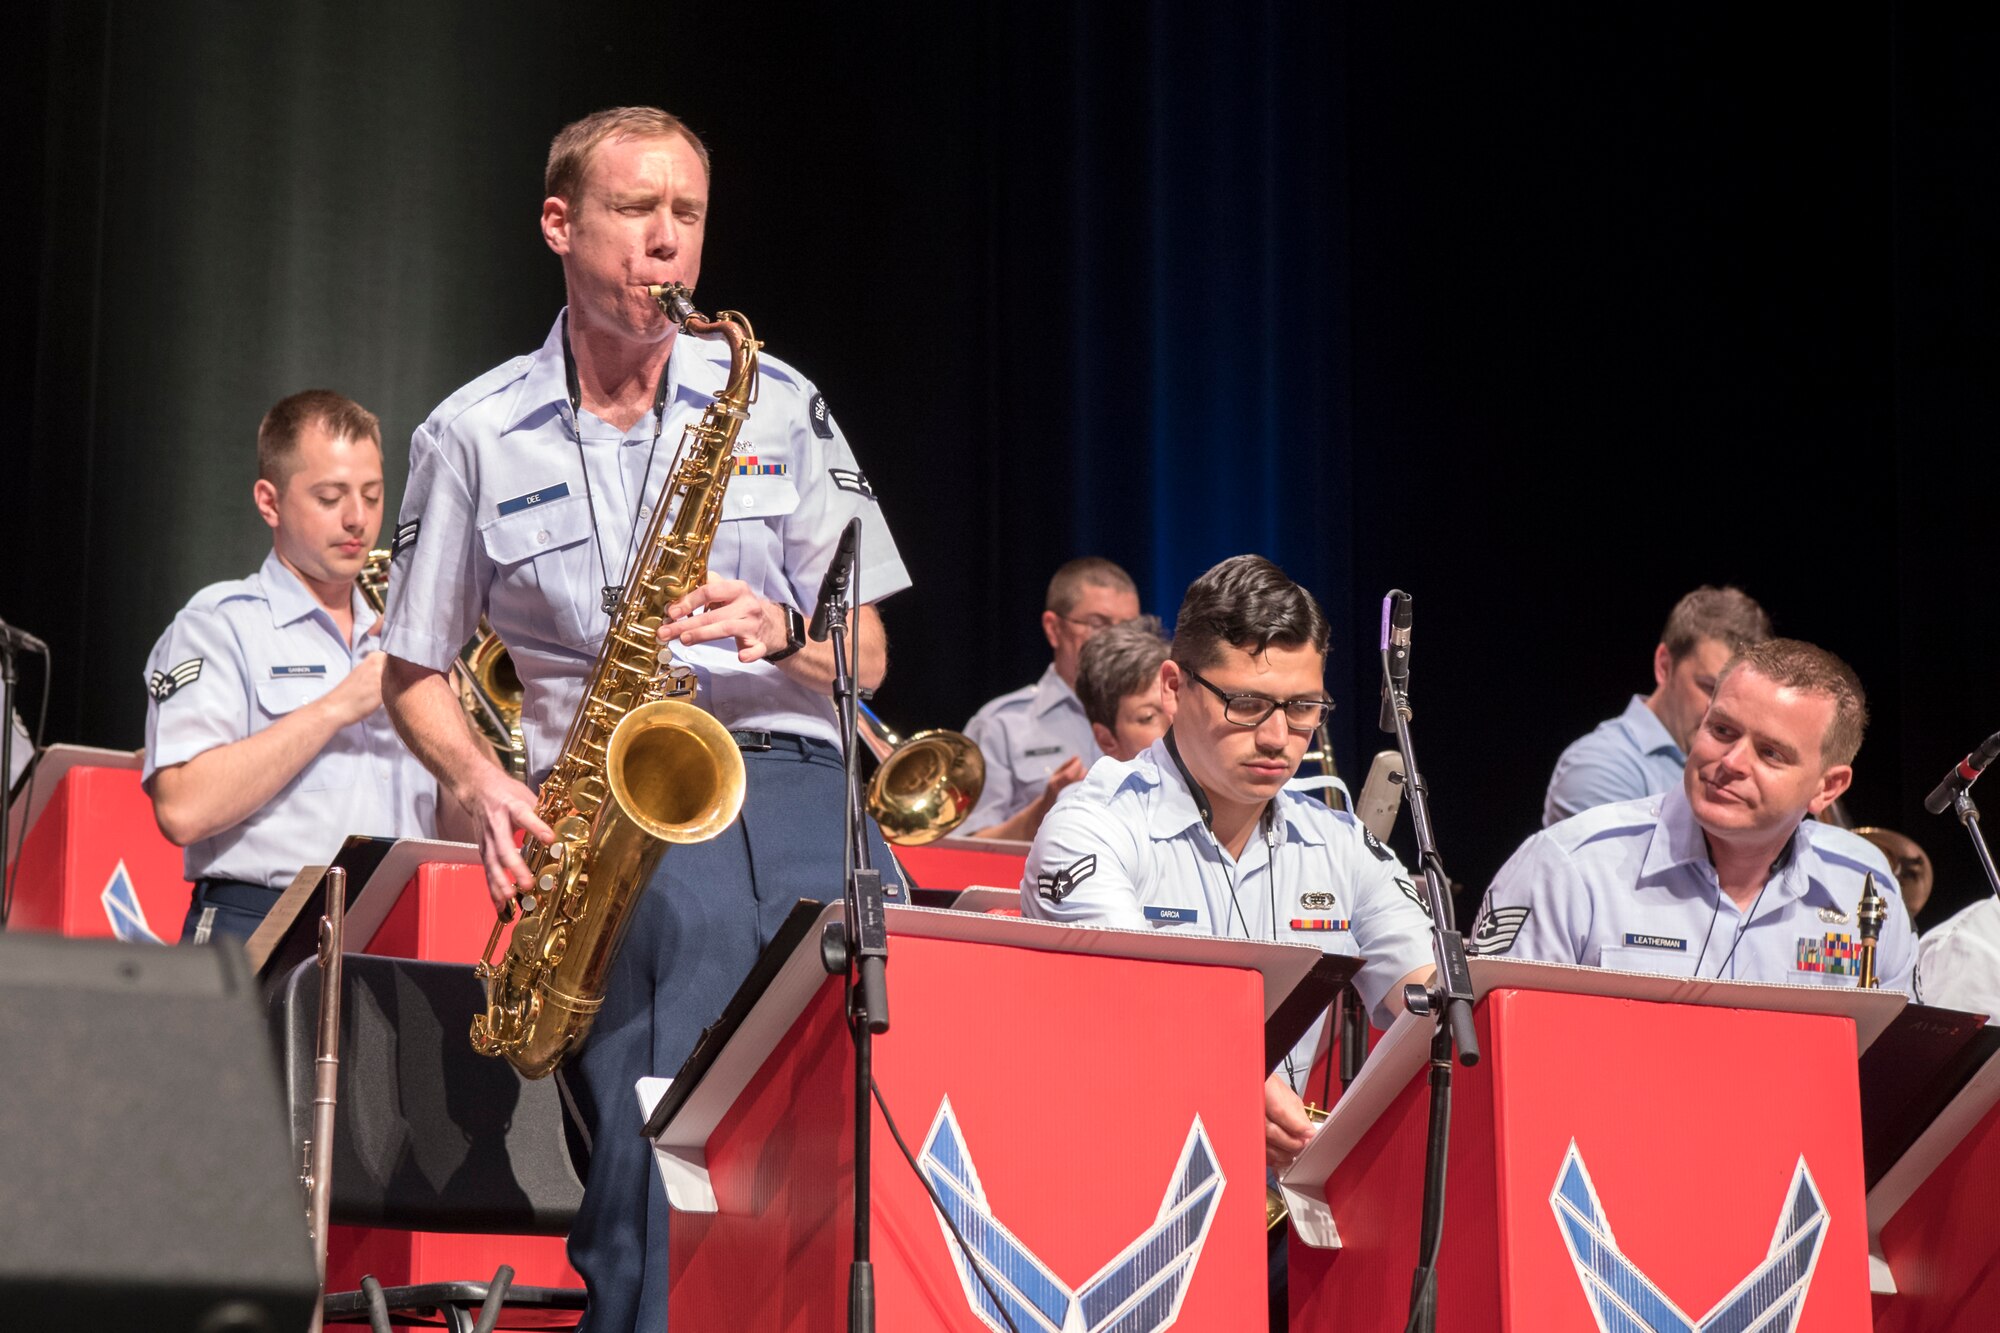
[470,284,753,1078]
[358,553,528,779]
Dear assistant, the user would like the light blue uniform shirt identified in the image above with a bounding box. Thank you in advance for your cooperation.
[1479,786,1917,991]
[1019,735,1435,1089]
[962,665,1100,830]
[380,312,910,775]
[141,550,438,888]
[1544,695,1686,827]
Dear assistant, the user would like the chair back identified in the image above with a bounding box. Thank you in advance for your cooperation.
[273,953,583,1233]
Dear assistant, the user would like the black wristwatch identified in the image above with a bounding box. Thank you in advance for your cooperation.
[767,603,806,663]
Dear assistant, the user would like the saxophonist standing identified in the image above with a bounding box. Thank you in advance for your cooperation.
[143,390,438,944]
[379,107,909,1333]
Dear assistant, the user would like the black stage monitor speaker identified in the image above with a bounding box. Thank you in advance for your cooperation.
[0,934,318,1331]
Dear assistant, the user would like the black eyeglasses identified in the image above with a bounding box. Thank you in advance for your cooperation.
[1182,667,1334,729]
[1055,612,1132,633]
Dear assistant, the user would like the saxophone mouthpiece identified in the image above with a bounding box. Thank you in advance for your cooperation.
[648,283,698,325]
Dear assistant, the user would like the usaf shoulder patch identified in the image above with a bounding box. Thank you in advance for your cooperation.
[392,518,420,558]
[829,467,875,500]
[808,391,835,440]
[1036,854,1097,903]
[1360,824,1393,863]
[1466,905,1531,956]
[148,657,203,701]
[1395,876,1433,918]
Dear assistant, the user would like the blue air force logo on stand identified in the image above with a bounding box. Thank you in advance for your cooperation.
[99,861,164,944]
[1550,1141,1828,1333]
[918,1097,1224,1333]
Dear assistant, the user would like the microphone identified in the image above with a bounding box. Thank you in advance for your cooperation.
[1377,590,1411,734]
[808,518,862,642]
[0,619,47,655]
[1925,730,2000,815]
[1354,749,1407,844]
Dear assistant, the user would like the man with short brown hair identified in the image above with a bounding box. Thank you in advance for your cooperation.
[1482,638,1915,989]
[143,390,434,943]
[379,107,908,1332]
[1543,584,1772,825]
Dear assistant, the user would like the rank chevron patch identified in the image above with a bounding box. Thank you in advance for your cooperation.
[1466,904,1531,955]
[919,1096,1225,1333]
[1550,1141,1828,1333]
[1036,855,1096,903]
[148,657,203,701]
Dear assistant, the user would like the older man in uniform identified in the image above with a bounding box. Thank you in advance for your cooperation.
[1544,585,1771,826]
[379,107,908,1332]
[1482,638,1915,990]
[143,390,436,943]
[962,556,1141,840]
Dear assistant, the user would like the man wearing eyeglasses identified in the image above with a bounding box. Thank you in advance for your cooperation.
[961,556,1142,841]
[1019,555,1433,1159]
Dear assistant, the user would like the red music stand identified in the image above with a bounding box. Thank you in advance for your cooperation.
[6,747,190,941]
[1280,958,1906,1333]
[645,903,1332,1331]
[1868,1042,2000,1331]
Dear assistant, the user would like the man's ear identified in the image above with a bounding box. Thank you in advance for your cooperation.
[252,478,281,532]
[1090,721,1118,758]
[1807,763,1855,816]
[1041,609,1062,652]
[542,195,572,255]
[1161,660,1184,704]
[1652,642,1673,691]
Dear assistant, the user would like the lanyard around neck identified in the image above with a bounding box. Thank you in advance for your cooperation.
[561,313,674,615]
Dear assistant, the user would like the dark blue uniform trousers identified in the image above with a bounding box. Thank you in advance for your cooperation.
[560,735,901,1333]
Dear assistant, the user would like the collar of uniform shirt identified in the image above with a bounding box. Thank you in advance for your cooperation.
[1618,692,1683,759]
[1029,662,1083,720]
[259,548,366,633]
[1146,732,1327,849]
[497,309,725,438]
[1642,783,1832,909]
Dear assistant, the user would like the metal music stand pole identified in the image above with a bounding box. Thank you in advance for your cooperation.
[816,519,886,1333]
[0,647,19,922]
[1376,594,1478,1333]
[303,866,347,1333]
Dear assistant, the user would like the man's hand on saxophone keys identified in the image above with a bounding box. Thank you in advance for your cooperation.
[662,578,783,663]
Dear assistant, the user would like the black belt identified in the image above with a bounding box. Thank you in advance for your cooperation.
[728,730,820,754]
[194,877,280,896]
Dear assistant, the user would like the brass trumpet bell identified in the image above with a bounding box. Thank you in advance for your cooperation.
[867,730,986,845]
[1853,826,1935,918]
[855,704,986,846]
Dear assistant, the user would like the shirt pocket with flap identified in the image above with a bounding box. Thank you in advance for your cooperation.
[479,493,599,651]
[712,473,802,600]
[253,672,344,791]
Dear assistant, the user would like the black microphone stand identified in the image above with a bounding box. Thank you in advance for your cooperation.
[1927,733,2000,902]
[814,519,888,1333]
[1379,618,1479,1333]
[1949,789,2000,901]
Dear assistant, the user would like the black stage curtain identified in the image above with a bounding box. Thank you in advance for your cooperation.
[6,3,1997,923]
